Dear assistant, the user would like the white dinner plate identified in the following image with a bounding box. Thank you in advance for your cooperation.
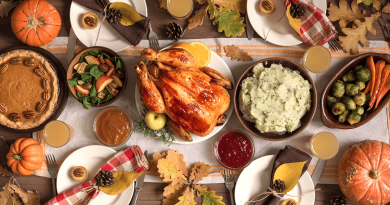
[135,50,235,144]
[235,155,315,205]
[70,0,148,52]
[57,145,134,205]
[247,0,326,46]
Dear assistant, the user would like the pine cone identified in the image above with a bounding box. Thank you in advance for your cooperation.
[104,8,122,24]
[273,179,286,193]
[290,3,305,19]
[330,196,347,205]
[96,170,114,187]
[166,22,184,41]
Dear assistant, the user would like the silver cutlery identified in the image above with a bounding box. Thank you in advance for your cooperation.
[67,27,78,65]
[222,169,235,205]
[311,159,326,186]
[148,24,160,51]
[245,14,254,40]
[130,150,148,205]
[328,36,342,52]
[46,154,58,197]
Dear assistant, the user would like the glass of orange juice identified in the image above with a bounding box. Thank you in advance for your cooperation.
[310,132,339,160]
[302,45,332,73]
[167,0,193,20]
[43,120,75,148]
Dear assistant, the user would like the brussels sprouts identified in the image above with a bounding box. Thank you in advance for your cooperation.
[355,106,365,115]
[354,65,364,71]
[342,70,356,82]
[353,92,366,106]
[346,84,359,96]
[327,97,337,107]
[332,81,345,97]
[332,102,346,115]
[355,81,365,91]
[348,112,361,125]
[356,68,372,82]
[341,97,356,110]
[338,110,349,123]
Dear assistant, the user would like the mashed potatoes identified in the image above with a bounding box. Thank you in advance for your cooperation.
[239,63,311,133]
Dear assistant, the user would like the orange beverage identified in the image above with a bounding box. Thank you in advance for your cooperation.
[303,45,331,73]
[43,120,74,148]
[167,0,193,20]
[310,132,339,159]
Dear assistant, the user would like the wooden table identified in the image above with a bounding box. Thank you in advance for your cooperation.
[1,0,389,204]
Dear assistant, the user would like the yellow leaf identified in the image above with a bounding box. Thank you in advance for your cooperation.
[176,187,196,205]
[99,171,142,195]
[158,158,187,181]
[286,5,301,36]
[328,0,369,28]
[189,162,211,183]
[109,2,145,26]
[273,161,307,193]
[213,0,247,13]
[357,0,381,11]
[166,150,189,177]
[163,182,184,197]
[163,186,187,205]
[150,152,167,178]
[383,2,390,13]
[195,185,225,205]
[188,4,210,29]
[158,0,167,9]
[224,45,253,61]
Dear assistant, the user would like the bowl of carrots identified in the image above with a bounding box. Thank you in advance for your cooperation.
[321,53,390,129]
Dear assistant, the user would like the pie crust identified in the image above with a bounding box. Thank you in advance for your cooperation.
[0,50,59,129]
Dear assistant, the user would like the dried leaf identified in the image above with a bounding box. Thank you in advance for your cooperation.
[158,0,167,9]
[0,165,12,177]
[195,185,225,205]
[213,0,247,13]
[10,184,40,205]
[158,158,187,181]
[382,2,390,13]
[0,1,17,18]
[0,179,19,205]
[213,7,245,37]
[176,187,196,205]
[189,162,211,184]
[197,0,208,4]
[328,0,369,28]
[339,12,380,55]
[99,171,142,195]
[286,5,301,35]
[109,2,145,26]
[224,45,253,61]
[188,4,210,29]
[208,1,216,19]
[150,152,167,178]
[163,181,184,197]
[357,0,381,11]
[163,186,186,205]
[166,150,189,177]
[273,161,307,193]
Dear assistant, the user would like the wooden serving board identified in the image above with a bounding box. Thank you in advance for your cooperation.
[0,46,68,133]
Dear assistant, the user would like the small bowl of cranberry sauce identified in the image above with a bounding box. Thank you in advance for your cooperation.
[213,130,255,170]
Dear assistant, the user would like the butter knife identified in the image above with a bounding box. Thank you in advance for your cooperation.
[67,27,77,65]
[311,159,326,186]
[130,150,148,205]
[245,14,254,40]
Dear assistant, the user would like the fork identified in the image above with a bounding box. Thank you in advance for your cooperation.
[222,169,235,205]
[148,24,160,51]
[328,36,342,52]
[46,154,58,197]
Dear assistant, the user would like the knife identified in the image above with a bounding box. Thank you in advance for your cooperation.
[311,159,326,186]
[130,150,148,205]
[245,14,254,40]
[67,27,77,65]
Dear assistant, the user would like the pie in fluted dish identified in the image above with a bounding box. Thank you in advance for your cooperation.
[0,50,59,129]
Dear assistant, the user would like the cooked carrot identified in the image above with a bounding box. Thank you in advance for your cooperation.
[367,56,376,99]
[374,73,390,109]
[363,80,372,94]
[368,60,386,110]
[375,65,390,108]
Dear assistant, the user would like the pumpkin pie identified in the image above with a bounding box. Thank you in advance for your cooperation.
[0,50,59,129]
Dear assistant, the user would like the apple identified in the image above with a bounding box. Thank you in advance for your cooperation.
[106,66,116,76]
[75,85,90,95]
[96,75,113,92]
[85,55,100,65]
[144,111,166,130]
[73,63,82,70]
[110,88,119,96]
[77,80,84,85]
[109,82,119,89]
[111,75,123,87]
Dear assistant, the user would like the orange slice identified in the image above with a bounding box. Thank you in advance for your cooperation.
[172,41,211,67]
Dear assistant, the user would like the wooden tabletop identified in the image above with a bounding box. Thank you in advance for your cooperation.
[1,0,389,204]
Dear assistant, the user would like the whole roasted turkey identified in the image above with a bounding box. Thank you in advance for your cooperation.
[135,48,232,142]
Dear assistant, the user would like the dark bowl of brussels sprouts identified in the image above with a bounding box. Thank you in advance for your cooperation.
[321,53,390,129]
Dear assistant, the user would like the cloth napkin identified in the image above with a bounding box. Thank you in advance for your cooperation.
[286,0,337,46]
[44,145,148,205]
[73,0,150,46]
[255,145,312,205]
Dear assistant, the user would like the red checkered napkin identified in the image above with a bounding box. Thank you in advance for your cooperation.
[287,0,337,46]
[45,145,148,205]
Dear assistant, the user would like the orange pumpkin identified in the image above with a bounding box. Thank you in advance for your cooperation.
[6,138,45,175]
[11,0,61,47]
[338,140,390,205]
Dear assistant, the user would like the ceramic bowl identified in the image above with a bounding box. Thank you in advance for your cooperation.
[321,53,390,129]
[234,58,317,141]
[67,46,127,107]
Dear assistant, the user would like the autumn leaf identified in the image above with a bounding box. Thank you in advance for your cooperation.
[195,185,225,205]
[197,0,208,4]
[208,1,216,19]
[224,45,253,61]
[213,7,245,37]
[188,4,210,29]
[0,164,12,177]
[11,184,40,205]
[99,171,143,195]
[213,0,247,14]
[163,180,185,197]
[166,150,189,177]
[189,162,211,184]
[357,0,381,11]
[0,178,19,205]
[158,0,167,9]
[339,12,380,55]
[0,1,18,17]
[163,186,187,205]
[109,2,145,26]
[382,2,390,13]
[150,152,167,178]
[176,187,196,205]
[328,0,369,28]
[158,158,187,181]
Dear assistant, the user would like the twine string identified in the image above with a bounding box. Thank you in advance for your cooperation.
[94,0,110,46]
[264,0,289,42]
[244,187,321,204]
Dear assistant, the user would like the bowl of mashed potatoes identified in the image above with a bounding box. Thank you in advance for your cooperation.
[234,58,317,141]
